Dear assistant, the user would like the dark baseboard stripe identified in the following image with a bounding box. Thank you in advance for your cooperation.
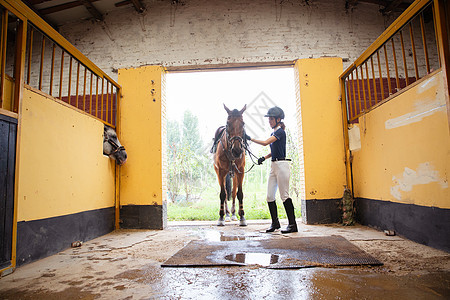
[356,198,450,252]
[301,198,342,224]
[120,204,167,230]
[17,207,115,266]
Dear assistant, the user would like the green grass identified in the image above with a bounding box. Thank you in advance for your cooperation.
[167,186,301,221]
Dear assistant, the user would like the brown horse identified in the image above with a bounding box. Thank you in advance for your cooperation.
[213,104,247,226]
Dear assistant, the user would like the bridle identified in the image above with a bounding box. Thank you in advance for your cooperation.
[219,118,246,176]
[105,137,125,155]
[216,118,261,177]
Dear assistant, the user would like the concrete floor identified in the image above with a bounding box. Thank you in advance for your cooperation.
[0,220,449,299]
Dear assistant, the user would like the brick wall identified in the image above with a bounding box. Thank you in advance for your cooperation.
[59,0,400,80]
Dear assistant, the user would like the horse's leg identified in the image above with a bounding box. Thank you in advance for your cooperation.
[237,173,247,226]
[217,173,227,226]
[224,196,231,222]
[231,176,238,221]
[224,174,232,222]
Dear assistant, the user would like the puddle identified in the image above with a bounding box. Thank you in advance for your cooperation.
[225,253,280,266]
[204,231,265,242]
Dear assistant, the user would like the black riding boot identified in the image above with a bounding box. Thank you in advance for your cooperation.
[281,198,298,233]
[266,201,281,232]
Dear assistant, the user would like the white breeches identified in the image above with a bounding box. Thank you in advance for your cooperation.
[266,160,291,203]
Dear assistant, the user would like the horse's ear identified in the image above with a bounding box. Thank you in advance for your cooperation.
[240,104,247,114]
[223,104,231,114]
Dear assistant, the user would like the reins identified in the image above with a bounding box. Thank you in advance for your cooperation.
[243,141,259,174]
[218,124,259,175]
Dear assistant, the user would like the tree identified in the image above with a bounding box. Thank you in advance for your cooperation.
[182,110,202,152]
[167,119,181,151]
[167,120,182,202]
[166,110,211,203]
[286,128,302,202]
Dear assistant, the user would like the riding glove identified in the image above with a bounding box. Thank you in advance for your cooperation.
[258,157,265,165]
[244,133,251,140]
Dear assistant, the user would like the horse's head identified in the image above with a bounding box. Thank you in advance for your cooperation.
[103,125,127,165]
[224,104,246,159]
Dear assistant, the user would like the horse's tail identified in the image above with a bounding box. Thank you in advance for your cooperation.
[225,173,232,201]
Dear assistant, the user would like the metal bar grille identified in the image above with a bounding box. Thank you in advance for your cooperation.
[420,13,431,73]
[371,57,378,104]
[391,39,401,91]
[59,50,64,99]
[26,28,32,85]
[0,1,121,127]
[76,62,80,107]
[400,31,410,85]
[38,36,44,90]
[340,0,442,123]
[377,51,385,100]
[49,43,54,95]
[410,23,420,79]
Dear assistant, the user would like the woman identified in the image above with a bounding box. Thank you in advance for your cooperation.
[249,106,298,233]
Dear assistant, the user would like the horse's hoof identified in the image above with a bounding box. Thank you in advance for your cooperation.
[231,215,238,221]
[225,216,231,222]
[217,220,225,226]
[239,219,247,226]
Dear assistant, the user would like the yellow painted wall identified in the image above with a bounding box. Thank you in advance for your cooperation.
[118,66,167,206]
[295,58,347,200]
[352,71,450,209]
[17,88,116,221]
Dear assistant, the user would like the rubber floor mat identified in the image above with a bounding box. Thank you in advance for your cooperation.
[161,235,382,269]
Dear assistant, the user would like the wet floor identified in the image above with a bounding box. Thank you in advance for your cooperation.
[0,221,449,299]
[224,252,280,266]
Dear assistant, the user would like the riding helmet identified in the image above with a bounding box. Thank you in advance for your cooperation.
[264,106,285,120]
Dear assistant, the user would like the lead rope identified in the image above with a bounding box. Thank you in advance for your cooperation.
[242,134,260,174]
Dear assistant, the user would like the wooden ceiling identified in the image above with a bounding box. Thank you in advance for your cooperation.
[22,0,415,28]
[22,0,146,27]
[347,0,414,13]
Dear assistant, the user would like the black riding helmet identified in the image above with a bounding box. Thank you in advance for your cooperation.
[264,106,285,119]
[265,106,285,129]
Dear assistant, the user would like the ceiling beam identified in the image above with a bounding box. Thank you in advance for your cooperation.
[381,0,405,14]
[22,0,59,29]
[358,0,389,6]
[130,0,146,13]
[115,0,146,13]
[347,0,360,6]
[24,0,54,5]
[37,0,99,15]
[79,0,104,21]
[354,0,411,13]
[346,0,359,10]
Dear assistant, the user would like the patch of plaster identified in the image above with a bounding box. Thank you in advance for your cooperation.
[385,101,446,129]
[391,163,448,200]
[385,76,446,129]
[348,124,361,151]
[417,76,437,93]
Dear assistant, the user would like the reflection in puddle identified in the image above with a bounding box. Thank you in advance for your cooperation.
[225,253,280,266]
[204,231,264,242]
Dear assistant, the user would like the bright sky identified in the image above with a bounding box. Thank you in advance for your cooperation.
[166,67,298,149]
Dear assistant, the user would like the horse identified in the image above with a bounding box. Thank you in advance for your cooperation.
[103,125,127,165]
[213,104,247,226]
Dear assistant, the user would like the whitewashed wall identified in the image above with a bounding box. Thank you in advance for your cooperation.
[59,0,401,80]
